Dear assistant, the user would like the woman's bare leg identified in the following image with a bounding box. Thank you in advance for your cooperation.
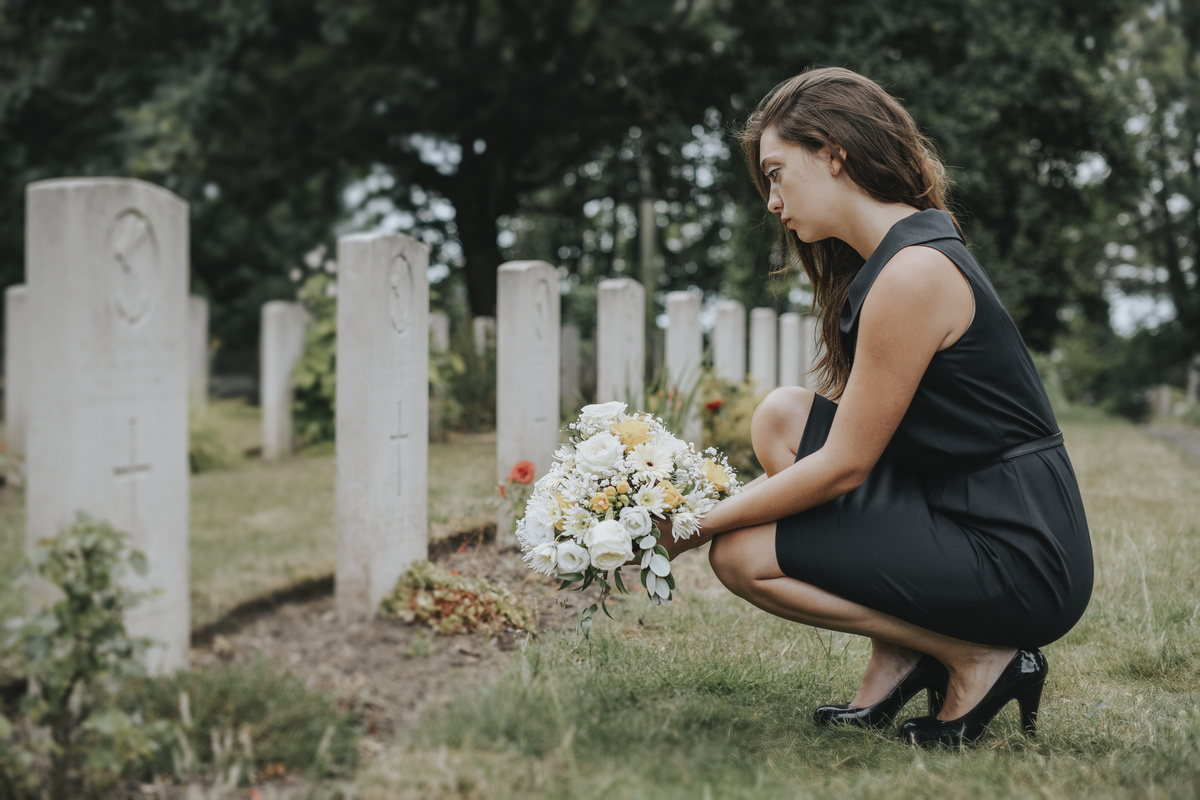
[718,386,1017,719]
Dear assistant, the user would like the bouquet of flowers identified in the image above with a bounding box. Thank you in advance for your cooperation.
[516,401,741,632]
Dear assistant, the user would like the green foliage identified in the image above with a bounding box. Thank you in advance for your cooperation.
[292,269,338,447]
[433,337,498,435]
[699,373,766,481]
[188,406,235,474]
[0,515,169,800]
[380,560,533,635]
[118,659,359,782]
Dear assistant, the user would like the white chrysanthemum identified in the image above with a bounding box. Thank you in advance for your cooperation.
[670,509,700,541]
[576,432,625,473]
[628,440,673,482]
[683,492,717,518]
[556,541,590,574]
[619,505,653,538]
[633,485,667,514]
[563,508,595,540]
[553,443,576,467]
[527,492,563,528]
[521,515,555,548]
[524,542,558,576]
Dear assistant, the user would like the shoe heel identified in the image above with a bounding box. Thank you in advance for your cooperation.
[1016,680,1044,736]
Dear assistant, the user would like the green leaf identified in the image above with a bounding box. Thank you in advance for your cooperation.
[613,568,628,594]
[655,545,669,558]
[558,572,584,583]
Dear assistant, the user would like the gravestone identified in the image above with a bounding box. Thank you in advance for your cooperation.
[713,299,746,384]
[778,313,803,387]
[1149,384,1173,422]
[188,295,209,411]
[4,285,28,487]
[800,315,821,390]
[429,311,450,352]
[561,323,582,411]
[749,307,777,392]
[260,301,309,460]
[496,262,560,486]
[596,278,645,405]
[335,232,429,622]
[473,315,496,357]
[665,291,702,443]
[25,178,189,674]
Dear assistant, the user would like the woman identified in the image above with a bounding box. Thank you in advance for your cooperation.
[662,67,1093,748]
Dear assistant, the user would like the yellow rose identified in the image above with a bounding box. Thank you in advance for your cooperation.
[615,480,631,495]
[612,417,653,448]
[658,479,684,509]
[702,459,730,492]
[590,492,611,513]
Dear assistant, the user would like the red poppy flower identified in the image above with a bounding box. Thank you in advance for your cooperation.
[508,460,536,484]
[705,399,724,412]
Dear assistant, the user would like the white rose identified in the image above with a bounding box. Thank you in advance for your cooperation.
[587,519,634,571]
[580,401,627,427]
[556,541,590,574]
[619,505,653,538]
[524,542,558,576]
[575,432,625,473]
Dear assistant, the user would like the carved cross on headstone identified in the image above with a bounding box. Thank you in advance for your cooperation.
[112,417,151,539]
[390,400,408,496]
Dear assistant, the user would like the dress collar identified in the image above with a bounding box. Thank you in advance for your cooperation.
[838,209,962,336]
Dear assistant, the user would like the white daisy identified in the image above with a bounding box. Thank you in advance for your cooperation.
[628,440,673,482]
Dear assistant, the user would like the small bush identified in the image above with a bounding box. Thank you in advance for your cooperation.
[700,373,765,480]
[188,406,235,474]
[292,270,338,447]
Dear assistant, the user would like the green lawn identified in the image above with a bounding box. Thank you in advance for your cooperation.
[359,407,1200,799]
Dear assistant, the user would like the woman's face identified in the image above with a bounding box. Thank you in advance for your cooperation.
[758,127,840,243]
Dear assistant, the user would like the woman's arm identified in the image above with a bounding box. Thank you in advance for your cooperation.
[671,245,973,551]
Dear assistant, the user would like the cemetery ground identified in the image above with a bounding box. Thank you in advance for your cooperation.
[2,405,1200,798]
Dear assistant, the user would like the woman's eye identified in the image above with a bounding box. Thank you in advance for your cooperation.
[767,168,780,183]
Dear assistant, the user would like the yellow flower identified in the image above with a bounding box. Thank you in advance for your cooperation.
[590,492,611,513]
[658,480,684,509]
[702,459,730,492]
[615,480,631,495]
[612,417,653,448]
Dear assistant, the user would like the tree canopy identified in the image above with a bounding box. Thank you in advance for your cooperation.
[0,0,1163,361]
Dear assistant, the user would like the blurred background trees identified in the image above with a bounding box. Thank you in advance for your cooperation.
[0,0,1194,417]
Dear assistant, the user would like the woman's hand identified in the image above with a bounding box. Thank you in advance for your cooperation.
[653,516,699,561]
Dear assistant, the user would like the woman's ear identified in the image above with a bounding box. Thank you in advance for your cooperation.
[827,141,848,176]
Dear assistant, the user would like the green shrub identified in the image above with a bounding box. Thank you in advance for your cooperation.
[188,406,235,474]
[1,515,170,800]
[118,659,359,782]
[292,271,338,447]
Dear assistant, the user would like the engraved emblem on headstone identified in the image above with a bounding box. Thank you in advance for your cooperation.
[108,210,160,326]
[389,252,415,336]
[533,277,553,341]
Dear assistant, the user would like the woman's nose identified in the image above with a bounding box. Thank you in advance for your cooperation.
[767,187,782,214]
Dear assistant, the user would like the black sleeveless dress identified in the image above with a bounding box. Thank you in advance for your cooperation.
[774,209,1093,648]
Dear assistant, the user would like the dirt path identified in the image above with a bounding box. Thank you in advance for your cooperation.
[1143,423,1200,462]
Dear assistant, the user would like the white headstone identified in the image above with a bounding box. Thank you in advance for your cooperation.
[25,178,189,674]
[778,313,803,387]
[335,232,430,622]
[749,307,777,392]
[713,299,746,384]
[1150,384,1173,422]
[473,315,496,357]
[188,296,209,411]
[260,301,309,460]
[497,262,560,485]
[4,284,28,487]
[800,315,822,390]
[561,323,582,411]
[596,278,646,405]
[429,310,450,352]
[665,291,702,443]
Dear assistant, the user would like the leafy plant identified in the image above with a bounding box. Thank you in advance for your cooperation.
[188,405,235,474]
[700,372,766,481]
[380,560,533,635]
[1,515,170,800]
[292,269,339,447]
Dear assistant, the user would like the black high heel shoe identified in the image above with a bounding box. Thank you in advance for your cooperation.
[900,648,1047,748]
[813,654,949,729]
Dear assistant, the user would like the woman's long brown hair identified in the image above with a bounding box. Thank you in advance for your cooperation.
[737,67,958,399]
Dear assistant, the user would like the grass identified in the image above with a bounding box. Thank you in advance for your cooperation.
[358,408,1200,799]
[0,399,498,631]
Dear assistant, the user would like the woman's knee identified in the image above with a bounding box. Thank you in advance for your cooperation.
[708,526,775,597]
[751,386,814,475]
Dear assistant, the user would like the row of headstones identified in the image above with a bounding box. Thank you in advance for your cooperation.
[6,177,821,676]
